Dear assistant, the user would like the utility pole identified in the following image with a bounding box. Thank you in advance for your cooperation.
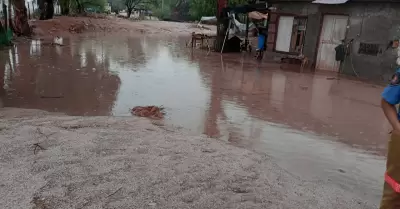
[215,0,228,52]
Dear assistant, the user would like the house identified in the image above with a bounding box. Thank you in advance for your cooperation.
[264,0,400,80]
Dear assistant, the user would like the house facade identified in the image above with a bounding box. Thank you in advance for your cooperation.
[265,0,400,81]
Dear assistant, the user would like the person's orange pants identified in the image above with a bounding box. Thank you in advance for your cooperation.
[380,132,400,208]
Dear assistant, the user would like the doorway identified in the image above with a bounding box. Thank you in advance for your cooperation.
[275,16,308,54]
[316,15,348,72]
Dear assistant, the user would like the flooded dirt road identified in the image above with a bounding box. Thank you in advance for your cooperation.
[0,34,388,206]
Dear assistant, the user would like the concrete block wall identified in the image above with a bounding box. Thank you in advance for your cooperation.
[273,2,400,81]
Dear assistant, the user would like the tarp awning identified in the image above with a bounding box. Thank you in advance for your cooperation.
[248,11,268,20]
[312,0,349,4]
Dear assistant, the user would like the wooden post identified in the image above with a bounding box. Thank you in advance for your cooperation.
[264,10,270,51]
[244,13,249,51]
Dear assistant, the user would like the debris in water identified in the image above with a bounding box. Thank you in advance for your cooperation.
[131,106,165,119]
[299,85,308,90]
[52,36,64,46]
[40,96,64,99]
[326,77,337,80]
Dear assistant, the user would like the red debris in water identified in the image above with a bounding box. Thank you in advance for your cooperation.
[131,106,165,119]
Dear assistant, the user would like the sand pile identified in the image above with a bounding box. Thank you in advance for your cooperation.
[0,108,377,209]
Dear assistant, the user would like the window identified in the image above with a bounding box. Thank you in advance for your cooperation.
[358,42,380,56]
[275,16,307,54]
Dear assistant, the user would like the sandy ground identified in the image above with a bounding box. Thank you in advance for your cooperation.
[30,16,216,39]
[0,108,376,209]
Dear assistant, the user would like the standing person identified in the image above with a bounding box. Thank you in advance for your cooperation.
[256,26,267,51]
[380,69,400,208]
[249,12,268,59]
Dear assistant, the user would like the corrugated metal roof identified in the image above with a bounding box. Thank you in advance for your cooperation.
[312,0,348,4]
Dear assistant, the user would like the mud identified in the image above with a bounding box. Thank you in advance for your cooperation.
[0,33,387,207]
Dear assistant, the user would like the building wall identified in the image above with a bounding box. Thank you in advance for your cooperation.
[273,2,400,81]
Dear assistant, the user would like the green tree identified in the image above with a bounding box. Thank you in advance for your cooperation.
[59,0,71,15]
[109,0,124,13]
[149,0,187,20]
[228,0,248,6]
[68,0,106,13]
[38,0,54,20]
[125,0,141,18]
[188,0,215,21]
[188,0,248,20]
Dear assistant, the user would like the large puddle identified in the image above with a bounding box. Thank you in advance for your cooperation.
[0,34,388,205]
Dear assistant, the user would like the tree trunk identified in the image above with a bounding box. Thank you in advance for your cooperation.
[0,21,4,33]
[45,0,54,19]
[8,0,12,30]
[127,8,132,18]
[38,0,46,20]
[3,3,8,30]
[12,0,31,36]
[60,0,70,15]
[75,0,83,14]
[61,6,69,15]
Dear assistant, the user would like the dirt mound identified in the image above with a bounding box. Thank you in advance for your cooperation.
[30,16,127,37]
[29,16,217,39]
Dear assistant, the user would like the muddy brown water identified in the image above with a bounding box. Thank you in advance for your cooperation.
[0,34,388,205]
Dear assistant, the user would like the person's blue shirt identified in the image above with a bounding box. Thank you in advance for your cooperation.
[257,34,265,50]
[382,69,400,120]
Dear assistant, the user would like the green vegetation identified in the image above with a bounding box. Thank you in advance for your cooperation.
[74,0,107,12]
[110,0,125,14]
[152,0,248,21]
[148,0,172,20]
[188,0,215,20]
[58,0,107,15]
[108,0,153,17]
[60,0,249,20]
